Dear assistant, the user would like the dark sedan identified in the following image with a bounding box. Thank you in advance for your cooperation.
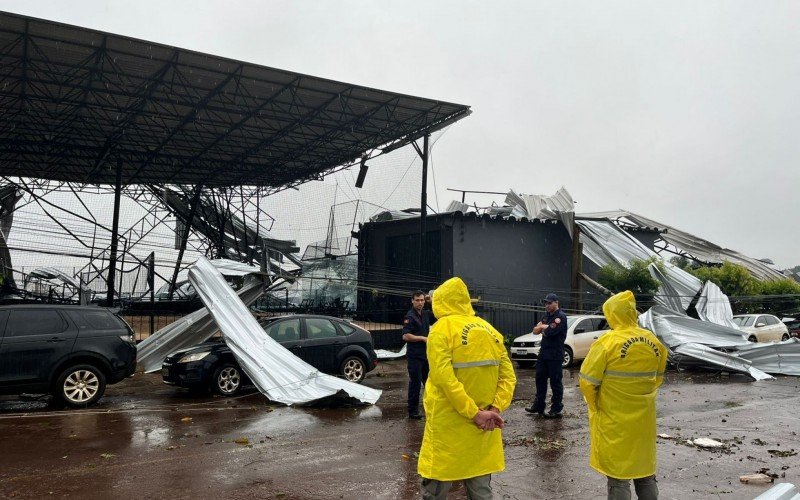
[161,315,378,396]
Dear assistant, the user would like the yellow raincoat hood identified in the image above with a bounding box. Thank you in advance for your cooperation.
[579,291,667,480]
[431,276,474,320]
[603,290,639,331]
[418,277,516,481]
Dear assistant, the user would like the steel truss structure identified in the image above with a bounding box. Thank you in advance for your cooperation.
[0,11,471,304]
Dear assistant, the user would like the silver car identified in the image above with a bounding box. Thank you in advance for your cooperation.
[510,314,609,368]
[732,314,790,343]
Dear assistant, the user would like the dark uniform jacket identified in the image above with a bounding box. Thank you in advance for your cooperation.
[402,308,430,359]
[539,309,568,361]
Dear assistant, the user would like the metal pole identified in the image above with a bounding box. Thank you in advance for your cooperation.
[419,133,429,283]
[106,159,122,307]
[169,184,203,299]
[148,251,155,337]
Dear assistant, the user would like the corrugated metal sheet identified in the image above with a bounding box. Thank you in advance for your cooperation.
[136,275,264,373]
[579,210,784,281]
[188,257,381,405]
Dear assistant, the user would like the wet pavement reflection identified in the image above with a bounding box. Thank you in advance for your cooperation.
[1,361,798,499]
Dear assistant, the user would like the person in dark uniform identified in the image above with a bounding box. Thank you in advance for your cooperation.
[525,293,568,418]
[403,290,430,419]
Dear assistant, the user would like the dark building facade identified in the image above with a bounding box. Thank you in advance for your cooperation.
[356,212,574,337]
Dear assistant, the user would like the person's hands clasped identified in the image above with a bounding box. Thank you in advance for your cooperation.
[472,409,504,431]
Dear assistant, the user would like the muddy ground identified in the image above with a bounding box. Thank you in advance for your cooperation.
[0,360,798,499]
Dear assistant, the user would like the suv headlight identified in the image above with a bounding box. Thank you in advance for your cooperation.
[178,352,211,363]
[119,334,136,345]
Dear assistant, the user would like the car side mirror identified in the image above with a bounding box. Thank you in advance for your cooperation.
[755,322,766,328]
[574,328,585,334]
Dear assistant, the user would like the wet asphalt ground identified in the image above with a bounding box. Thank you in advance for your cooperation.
[0,360,798,499]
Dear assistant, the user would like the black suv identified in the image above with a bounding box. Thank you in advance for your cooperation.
[162,314,378,396]
[0,305,137,407]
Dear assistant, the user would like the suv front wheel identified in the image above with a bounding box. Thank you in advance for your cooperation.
[54,364,107,407]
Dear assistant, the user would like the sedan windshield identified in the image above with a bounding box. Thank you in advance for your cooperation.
[732,316,755,327]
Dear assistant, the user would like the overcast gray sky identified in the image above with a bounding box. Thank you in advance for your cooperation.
[2,1,798,268]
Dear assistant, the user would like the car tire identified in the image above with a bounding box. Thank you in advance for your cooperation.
[340,356,366,383]
[53,364,106,408]
[212,364,242,396]
[562,347,574,368]
[748,335,758,343]
[781,333,789,341]
[517,361,535,369]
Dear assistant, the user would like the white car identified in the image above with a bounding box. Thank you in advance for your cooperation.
[510,314,609,368]
[732,314,790,343]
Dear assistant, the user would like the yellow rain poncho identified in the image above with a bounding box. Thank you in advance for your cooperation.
[417,277,517,481]
[579,291,667,480]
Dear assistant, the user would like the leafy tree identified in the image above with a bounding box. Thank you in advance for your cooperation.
[688,262,800,314]
[689,262,761,298]
[758,278,800,315]
[597,258,663,308]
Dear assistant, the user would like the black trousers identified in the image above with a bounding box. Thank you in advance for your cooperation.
[407,356,429,414]
[532,358,563,413]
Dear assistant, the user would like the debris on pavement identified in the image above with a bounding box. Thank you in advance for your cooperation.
[375,344,406,360]
[768,449,798,458]
[692,438,725,449]
[740,473,775,484]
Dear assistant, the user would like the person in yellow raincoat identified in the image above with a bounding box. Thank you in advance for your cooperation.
[579,290,668,500]
[417,277,517,500]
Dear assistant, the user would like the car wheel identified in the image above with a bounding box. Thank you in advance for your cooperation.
[562,347,574,368]
[781,333,789,341]
[516,361,535,369]
[212,364,242,396]
[53,364,106,407]
[748,335,758,343]
[340,356,366,383]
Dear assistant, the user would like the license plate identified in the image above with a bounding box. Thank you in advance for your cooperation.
[161,368,169,377]
[517,350,527,355]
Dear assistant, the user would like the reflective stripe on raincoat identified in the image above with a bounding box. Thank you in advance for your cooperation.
[579,290,667,480]
[417,277,517,481]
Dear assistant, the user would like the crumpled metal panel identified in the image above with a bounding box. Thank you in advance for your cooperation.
[578,209,784,281]
[639,306,749,349]
[695,281,739,329]
[577,219,657,264]
[732,339,800,377]
[672,343,773,380]
[189,257,381,405]
[505,187,575,237]
[136,278,264,373]
[375,344,406,360]
[648,262,702,313]
[26,267,82,290]
[753,482,800,500]
[443,200,471,214]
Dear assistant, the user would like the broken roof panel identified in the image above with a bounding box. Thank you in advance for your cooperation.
[672,343,773,380]
[136,278,264,373]
[188,257,381,405]
[580,210,784,281]
[639,305,749,349]
[732,339,800,377]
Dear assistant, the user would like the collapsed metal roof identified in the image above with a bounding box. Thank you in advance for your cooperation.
[0,11,470,189]
[580,210,784,281]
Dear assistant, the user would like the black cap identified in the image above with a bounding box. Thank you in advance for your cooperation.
[543,293,559,303]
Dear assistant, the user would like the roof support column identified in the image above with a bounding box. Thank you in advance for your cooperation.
[169,184,203,300]
[414,133,430,284]
[106,159,123,306]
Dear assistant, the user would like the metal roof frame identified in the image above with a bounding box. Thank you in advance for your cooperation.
[0,11,470,189]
